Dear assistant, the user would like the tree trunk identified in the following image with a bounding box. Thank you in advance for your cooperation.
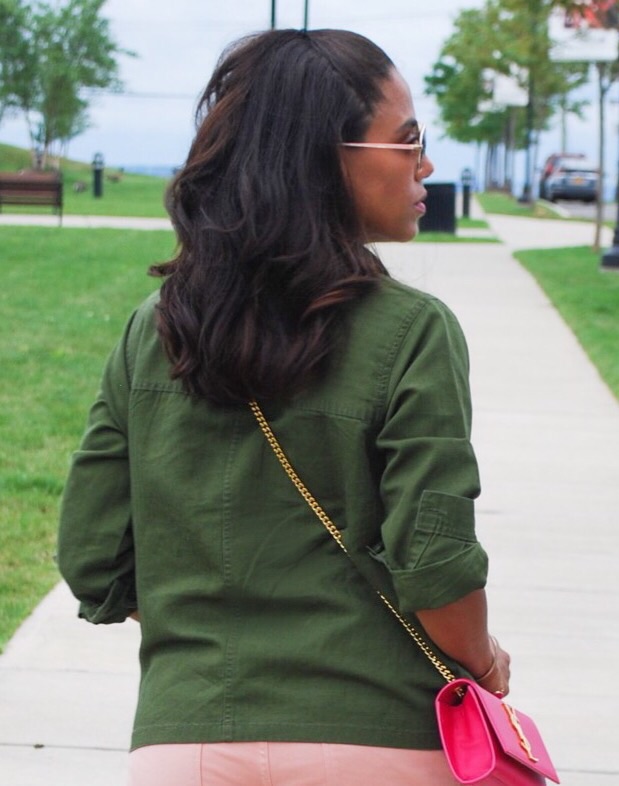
[594,63,607,252]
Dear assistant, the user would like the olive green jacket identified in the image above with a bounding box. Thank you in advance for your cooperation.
[57,276,488,751]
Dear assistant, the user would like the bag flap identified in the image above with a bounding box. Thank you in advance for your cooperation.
[469,681,560,783]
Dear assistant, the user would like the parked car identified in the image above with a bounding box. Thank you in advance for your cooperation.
[539,154,599,203]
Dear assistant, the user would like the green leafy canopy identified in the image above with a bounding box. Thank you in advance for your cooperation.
[0,0,135,164]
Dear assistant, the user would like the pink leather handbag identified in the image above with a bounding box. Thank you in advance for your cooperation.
[436,678,560,785]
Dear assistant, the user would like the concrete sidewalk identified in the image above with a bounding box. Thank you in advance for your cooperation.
[1,206,618,785]
[0,213,172,230]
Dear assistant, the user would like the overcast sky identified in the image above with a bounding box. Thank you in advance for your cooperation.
[0,0,614,189]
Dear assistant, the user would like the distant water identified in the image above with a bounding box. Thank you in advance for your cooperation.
[121,165,178,178]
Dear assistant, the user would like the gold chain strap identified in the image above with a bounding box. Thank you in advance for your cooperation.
[249,400,456,685]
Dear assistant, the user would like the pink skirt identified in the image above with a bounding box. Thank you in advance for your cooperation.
[127,741,463,785]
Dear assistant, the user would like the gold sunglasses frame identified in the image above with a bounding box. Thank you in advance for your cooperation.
[340,124,426,170]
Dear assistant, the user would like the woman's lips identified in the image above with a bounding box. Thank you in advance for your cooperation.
[414,190,427,215]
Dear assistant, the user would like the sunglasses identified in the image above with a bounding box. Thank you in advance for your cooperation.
[340,124,427,171]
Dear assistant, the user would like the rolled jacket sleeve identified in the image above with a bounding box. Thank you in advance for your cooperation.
[57,313,137,624]
[375,297,488,612]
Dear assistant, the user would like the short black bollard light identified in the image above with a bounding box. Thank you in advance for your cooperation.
[92,152,104,198]
[461,167,474,219]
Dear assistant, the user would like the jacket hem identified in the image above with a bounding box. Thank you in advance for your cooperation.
[130,721,441,752]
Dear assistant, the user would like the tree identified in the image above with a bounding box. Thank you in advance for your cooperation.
[2,0,131,167]
[424,5,518,189]
[0,0,33,127]
[425,0,589,194]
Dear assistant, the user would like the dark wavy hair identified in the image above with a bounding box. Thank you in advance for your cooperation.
[150,28,394,404]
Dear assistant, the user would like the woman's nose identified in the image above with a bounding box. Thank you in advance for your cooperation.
[417,155,434,180]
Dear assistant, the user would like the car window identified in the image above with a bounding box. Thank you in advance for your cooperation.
[557,159,597,172]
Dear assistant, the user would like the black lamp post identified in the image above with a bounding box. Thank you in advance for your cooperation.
[271,0,309,32]
[92,152,104,198]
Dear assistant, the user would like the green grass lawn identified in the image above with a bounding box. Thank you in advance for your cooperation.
[416,216,497,243]
[1,141,169,218]
[63,171,169,217]
[477,191,559,219]
[416,232,498,243]
[0,226,174,650]
[516,246,619,399]
[459,218,490,229]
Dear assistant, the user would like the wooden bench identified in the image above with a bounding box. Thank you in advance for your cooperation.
[0,171,63,224]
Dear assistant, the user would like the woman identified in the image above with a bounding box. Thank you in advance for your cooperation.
[58,28,510,786]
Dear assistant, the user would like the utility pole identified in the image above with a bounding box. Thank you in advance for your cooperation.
[271,0,276,29]
[304,0,309,29]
